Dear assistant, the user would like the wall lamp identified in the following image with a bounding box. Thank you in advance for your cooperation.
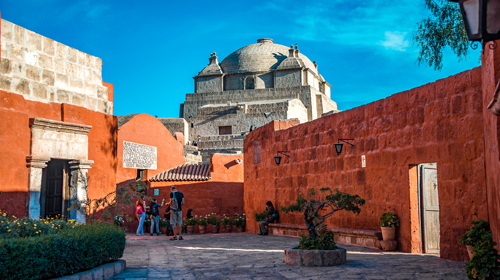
[274,151,290,165]
[335,139,354,155]
[449,0,500,51]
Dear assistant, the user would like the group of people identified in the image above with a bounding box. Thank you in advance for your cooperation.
[135,186,188,240]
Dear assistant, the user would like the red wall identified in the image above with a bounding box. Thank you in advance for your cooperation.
[244,67,487,261]
[149,154,244,221]
[0,89,118,217]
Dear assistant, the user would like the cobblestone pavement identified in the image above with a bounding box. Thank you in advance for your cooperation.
[111,233,466,280]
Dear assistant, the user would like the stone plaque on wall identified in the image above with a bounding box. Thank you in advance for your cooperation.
[123,141,157,169]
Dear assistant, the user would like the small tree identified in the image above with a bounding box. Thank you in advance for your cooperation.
[281,187,365,240]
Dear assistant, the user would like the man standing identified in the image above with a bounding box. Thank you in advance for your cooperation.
[150,198,165,236]
[169,186,185,240]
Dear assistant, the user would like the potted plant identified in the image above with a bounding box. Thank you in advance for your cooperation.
[221,215,233,233]
[379,210,399,241]
[198,216,208,234]
[281,187,365,266]
[460,219,500,279]
[233,214,246,232]
[460,219,491,259]
[254,210,267,222]
[144,217,152,228]
[185,217,197,234]
[208,213,220,233]
[159,219,170,235]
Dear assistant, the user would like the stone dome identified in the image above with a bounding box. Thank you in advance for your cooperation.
[220,39,318,75]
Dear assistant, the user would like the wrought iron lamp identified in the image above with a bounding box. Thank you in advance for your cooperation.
[274,151,290,165]
[449,0,500,50]
[335,139,354,155]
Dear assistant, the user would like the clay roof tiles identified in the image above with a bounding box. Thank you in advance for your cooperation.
[150,164,211,182]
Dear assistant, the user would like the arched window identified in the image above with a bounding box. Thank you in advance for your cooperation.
[318,81,323,93]
[245,76,255,89]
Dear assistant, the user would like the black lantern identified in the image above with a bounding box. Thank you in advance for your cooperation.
[274,151,290,165]
[335,139,354,155]
[450,0,500,49]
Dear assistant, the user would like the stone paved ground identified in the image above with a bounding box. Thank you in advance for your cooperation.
[111,233,467,280]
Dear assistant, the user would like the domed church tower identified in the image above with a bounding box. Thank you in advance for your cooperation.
[179,38,339,162]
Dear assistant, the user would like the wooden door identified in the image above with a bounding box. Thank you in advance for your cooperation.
[45,160,66,218]
[419,164,440,254]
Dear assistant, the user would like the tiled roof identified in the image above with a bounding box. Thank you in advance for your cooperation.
[150,164,211,181]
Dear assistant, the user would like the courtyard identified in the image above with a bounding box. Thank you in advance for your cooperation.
[112,233,467,280]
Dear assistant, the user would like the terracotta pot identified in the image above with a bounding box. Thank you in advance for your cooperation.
[199,225,206,234]
[159,227,167,234]
[225,225,232,233]
[381,227,396,240]
[212,225,220,233]
[466,245,474,259]
[236,225,244,233]
[187,225,194,234]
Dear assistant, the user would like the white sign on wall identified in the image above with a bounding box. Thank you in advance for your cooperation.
[123,141,157,169]
[361,155,366,168]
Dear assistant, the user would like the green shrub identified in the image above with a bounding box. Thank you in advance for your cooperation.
[254,210,267,222]
[198,216,208,226]
[159,219,169,228]
[0,221,125,280]
[232,214,246,226]
[221,215,232,226]
[207,214,220,226]
[298,225,337,250]
[185,217,197,226]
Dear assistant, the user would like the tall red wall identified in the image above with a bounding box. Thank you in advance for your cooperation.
[481,43,500,248]
[244,67,487,261]
[149,154,244,221]
[0,89,118,217]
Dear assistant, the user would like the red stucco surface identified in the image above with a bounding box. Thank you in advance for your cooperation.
[244,67,489,261]
[116,113,185,230]
[0,89,118,217]
[149,154,244,222]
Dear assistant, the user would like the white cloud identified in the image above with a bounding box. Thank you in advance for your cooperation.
[378,31,409,51]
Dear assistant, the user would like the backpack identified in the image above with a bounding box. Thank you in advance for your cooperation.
[136,205,144,214]
[170,193,179,212]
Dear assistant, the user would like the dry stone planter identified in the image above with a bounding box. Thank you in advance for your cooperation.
[284,247,346,267]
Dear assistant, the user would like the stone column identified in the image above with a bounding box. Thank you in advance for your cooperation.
[69,160,94,223]
[26,156,50,220]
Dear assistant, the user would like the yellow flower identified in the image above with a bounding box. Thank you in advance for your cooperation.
[8,230,10,232]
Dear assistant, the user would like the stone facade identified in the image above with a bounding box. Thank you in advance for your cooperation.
[1,19,112,114]
[179,39,339,162]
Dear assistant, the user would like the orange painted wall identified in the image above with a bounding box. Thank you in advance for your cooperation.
[116,113,185,230]
[244,67,487,261]
[149,154,244,221]
[0,89,118,217]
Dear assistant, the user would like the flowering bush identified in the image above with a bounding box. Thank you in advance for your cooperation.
[198,216,209,226]
[159,219,170,228]
[113,216,124,227]
[221,215,233,226]
[207,213,220,226]
[379,211,399,227]
[232,213,246,226]
[0,212,78,238]
[185,217,197,226]
[298,225,337,250]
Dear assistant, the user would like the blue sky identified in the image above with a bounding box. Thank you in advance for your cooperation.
[1,0,480,117]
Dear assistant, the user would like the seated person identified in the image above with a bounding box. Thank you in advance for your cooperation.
[258,201,279,235]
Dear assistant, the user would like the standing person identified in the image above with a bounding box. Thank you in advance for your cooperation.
[150,198,165,236]
[258,201,279,235]
[169,186,185,240]
[164,203,172,236]
[136,198,146,236]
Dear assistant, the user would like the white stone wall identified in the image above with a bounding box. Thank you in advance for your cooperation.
[275,70,302,88]
[224,75,243,91]
[324,84,331,99]
[0,19,112,114]
[286,99,308,124]
[195,76,222,93]
[256,73,273,89]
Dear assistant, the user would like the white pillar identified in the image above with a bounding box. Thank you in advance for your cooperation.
[26,156,50,220]
[69,160,94,223]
